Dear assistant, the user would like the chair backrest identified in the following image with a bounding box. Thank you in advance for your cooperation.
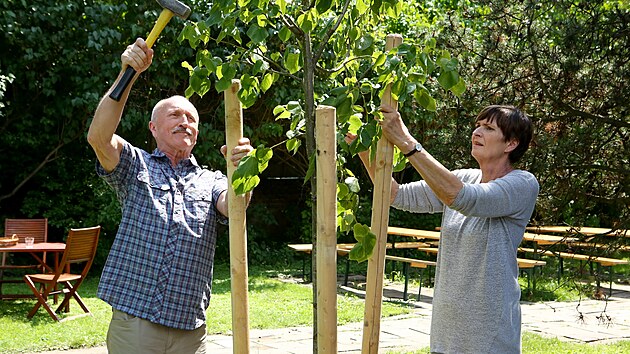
[59,226,101,277]
[4,218,48,243]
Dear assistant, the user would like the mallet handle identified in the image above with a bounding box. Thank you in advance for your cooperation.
[109,9,174,101]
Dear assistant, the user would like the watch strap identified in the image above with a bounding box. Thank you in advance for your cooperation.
[404,142,423,157]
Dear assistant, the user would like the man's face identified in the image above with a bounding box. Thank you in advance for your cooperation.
[149,96,199,155]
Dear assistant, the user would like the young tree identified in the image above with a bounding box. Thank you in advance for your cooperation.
[179,0,464,349]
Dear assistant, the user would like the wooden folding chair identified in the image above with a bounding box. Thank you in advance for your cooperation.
[1,218,48,299]
[24,226,101,322]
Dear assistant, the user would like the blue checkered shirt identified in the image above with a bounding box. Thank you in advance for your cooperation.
[96,141,227,330]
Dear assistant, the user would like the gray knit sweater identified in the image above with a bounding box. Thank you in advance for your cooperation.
[392,169,539,354]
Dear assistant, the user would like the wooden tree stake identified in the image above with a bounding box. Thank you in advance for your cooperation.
[316,105,337,353]
[224,79,250,353]
[361,34,403,354]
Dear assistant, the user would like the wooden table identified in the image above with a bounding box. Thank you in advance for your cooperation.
[387,227,441,240]
[0,242,66,299]
[526,226,628,237]
[389,227,579,246]
[522,232,578,246]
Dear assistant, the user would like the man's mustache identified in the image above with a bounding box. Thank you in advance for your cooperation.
[172,126,193,135]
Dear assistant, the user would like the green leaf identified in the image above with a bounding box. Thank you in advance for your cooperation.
[316,0,333,14]
[190,67,210,97]
[274,106,291,119]
[215,77,231,92]
[337,183,350,199]
[231,146,273,195]
[255,146,273,172]
[347,114,363,134]
[297,12,314,33]
[356,34,374,51]
[393,149,406,172]
[286,137,301,154]
[418,52,434,74]
[450,77,466,97]
[437,69,459,90]
[231,156,260,194]
[374,52,386,67]
[356,0,368,15]
[414,89,437,112]
[349,223,377,262]
[278,0,287,14]
[261,73,274,92]
[247,23,269,44]
[181,61,194,72]
[278,26,292,42]
[284,52,301,74]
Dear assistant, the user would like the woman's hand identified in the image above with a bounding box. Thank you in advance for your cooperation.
[378,104,418,154]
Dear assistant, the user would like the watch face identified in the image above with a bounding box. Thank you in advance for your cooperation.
[405,143,422,157]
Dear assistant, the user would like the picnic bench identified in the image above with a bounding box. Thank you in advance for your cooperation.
[526,226,629,237]
[387,227,551,290]
[518,247,629,295]
[288,243,436,301]
[412,246,546,290]
[526,226,630,252]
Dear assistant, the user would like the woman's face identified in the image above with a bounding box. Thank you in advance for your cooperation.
[471,118,515,163]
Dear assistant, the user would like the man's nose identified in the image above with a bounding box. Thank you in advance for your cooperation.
[177,115,190,126]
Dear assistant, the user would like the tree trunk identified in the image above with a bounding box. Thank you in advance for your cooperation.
[302,26,318,354]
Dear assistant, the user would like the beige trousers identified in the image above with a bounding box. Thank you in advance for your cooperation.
[107,308,207,354]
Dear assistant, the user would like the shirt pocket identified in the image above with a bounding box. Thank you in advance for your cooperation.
[184,188,213,236]
[136,170,171,203]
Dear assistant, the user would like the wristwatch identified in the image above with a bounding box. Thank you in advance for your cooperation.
[403,142,423,157]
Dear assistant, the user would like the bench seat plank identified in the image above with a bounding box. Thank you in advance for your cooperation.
[519,247,628,267]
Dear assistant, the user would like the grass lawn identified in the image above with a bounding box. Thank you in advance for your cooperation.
[0,262,413,353]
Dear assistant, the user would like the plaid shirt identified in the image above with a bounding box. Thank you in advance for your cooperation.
[96,141,227,330]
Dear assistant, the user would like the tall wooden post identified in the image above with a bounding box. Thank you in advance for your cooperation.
[361,34,403,354]
[224,79,250,353]
[316,105,337,353]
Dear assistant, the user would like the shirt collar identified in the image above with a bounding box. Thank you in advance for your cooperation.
[151,148,200,168]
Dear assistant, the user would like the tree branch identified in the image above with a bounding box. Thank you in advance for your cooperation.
[313,0,353,62]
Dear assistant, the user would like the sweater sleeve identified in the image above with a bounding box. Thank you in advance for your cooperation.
[450,170,539,220]
[391,180,445,214]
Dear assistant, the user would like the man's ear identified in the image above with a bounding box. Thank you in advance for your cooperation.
[148,121,158,137]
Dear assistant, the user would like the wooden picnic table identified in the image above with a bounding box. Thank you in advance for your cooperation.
[526,226,629,237]
[389,226,578,247]
[522,232,578,246]
[387,227,441,240]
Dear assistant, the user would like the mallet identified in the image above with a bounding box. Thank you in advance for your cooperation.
[109,0,191,101]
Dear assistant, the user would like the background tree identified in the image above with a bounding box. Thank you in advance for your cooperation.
[436,0,629,233]
[0,0,214,265]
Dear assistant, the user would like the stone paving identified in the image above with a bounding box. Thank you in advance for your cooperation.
[37,282,630,354]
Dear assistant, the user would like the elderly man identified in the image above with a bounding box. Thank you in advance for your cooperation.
[87,38,253,354]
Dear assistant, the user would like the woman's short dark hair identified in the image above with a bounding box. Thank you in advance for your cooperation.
[475,105,533,163]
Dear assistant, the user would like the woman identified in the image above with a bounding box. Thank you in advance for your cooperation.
[351,104,538,353]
